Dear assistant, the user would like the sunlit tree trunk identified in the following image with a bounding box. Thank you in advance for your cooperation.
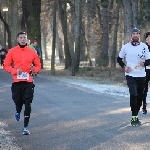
[56,23,64,63]
[58,0,72,69]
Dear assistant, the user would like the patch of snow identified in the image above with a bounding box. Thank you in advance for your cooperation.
[53,76,150,103]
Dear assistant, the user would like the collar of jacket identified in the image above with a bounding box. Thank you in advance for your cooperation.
[131,41,140,46]
[18,43,27,48]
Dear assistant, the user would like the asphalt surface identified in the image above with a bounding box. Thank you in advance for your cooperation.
[1,68,150,150]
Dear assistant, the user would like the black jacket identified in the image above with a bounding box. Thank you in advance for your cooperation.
[145,44,150,74]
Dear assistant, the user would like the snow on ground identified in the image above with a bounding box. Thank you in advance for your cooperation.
[51,76,150,103]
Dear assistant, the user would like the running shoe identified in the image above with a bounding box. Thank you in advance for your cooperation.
[131,117,138,126]
[142,108,147,115]
[15,112,20,121]
[22,128,30,135]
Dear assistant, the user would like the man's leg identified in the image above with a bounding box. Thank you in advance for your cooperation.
[126,76,138,113]
[130,95,138,115]
[16,99,23,114]
[24,100,31,127]
[126,76,139,126]
[138,77,147,114]
[22,82,34,135]
[15,100,23,121]
[11,83,22,121]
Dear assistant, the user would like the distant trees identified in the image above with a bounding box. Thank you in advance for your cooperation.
[1,0,150,75]
[0,0,41,48]
[26,0,150,73]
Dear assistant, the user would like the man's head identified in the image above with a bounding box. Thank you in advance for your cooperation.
[145,31,150,45]
[131,27,140,42]
[33,40,37,46]
[17,31,27,46]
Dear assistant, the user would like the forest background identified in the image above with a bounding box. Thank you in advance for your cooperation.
[0,0,150,81]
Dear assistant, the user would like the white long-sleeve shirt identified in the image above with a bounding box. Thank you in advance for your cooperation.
[119,42,150,77]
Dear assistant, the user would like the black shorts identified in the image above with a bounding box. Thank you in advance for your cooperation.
[11,82,35,104]
[126,75,145,95]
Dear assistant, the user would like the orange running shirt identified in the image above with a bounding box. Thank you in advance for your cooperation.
[3,45,41,82]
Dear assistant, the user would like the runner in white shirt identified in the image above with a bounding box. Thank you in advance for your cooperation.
[117,27,150,126]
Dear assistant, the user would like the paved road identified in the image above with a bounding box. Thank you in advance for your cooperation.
[1,69,150,150]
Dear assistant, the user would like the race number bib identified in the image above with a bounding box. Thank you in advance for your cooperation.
[131,64,142,71]
[17,72,29,80]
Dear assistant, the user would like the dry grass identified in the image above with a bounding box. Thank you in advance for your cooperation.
[40,66,126,86]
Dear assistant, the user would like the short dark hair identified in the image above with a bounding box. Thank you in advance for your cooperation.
[145,31,150,39]
[17,31,27,37]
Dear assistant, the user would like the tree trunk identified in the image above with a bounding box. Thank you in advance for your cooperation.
[95,3,102,67]
[86,0,92,65]
[108,0,114,67]
[131,0,138,27]
[58,0,72,69]
[117,4,124,59]
[111,0,120,68]
[95,0,110,67]
[40,0,51,60]
[41,32,48,60]
[0,11,12,49]
[51,0,57,76]
[9,0,22,47]
[67,2,75,66]
[72,0,82,75]
[21,0,42,67]
[56,23,64,63]
[122,0,133,43]
[80,1,86,61]
[101,0,109,67]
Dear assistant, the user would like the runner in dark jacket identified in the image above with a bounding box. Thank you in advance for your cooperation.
[142,31,150,114]
[0,46,7,66]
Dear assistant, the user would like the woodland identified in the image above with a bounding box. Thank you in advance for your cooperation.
[0,0,150,75]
